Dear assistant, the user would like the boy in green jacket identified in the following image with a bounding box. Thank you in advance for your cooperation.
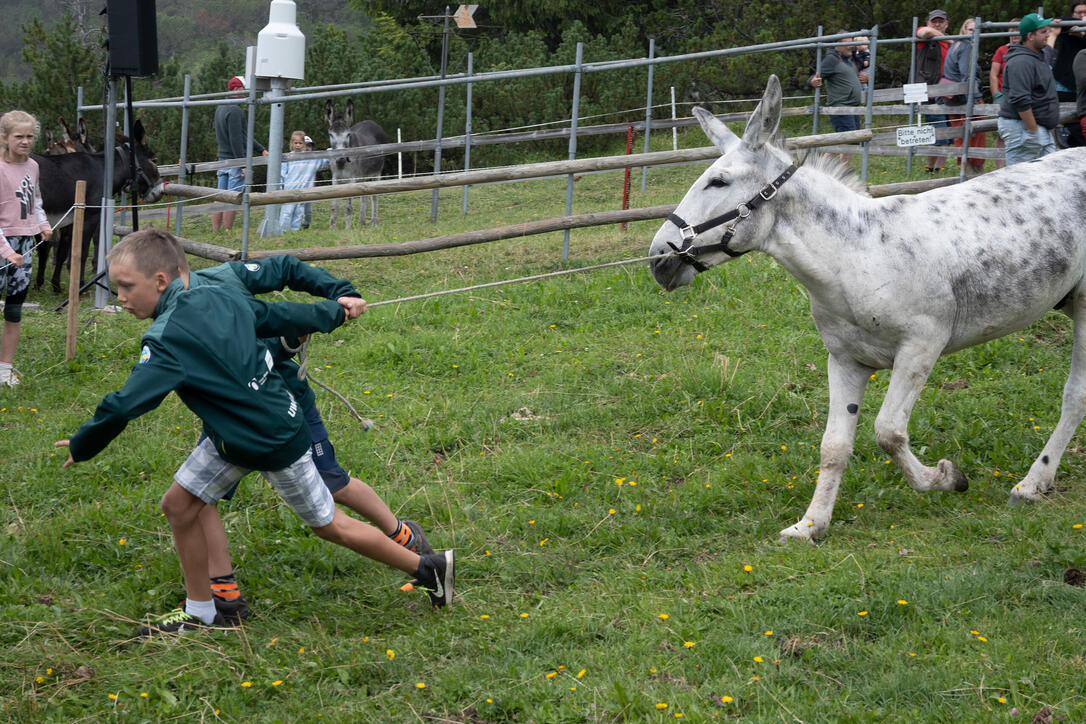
[55,229,454,636]
[185,253,435,622]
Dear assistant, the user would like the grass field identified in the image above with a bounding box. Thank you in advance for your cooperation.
[2,122,1085,722]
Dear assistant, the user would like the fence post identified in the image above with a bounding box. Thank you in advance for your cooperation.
[861,24,878,183]
[95,76,117,310]
[812,25,823,134]
[66,181,86,361]
[622,125,634,230]
[462,52,474,215]
[431,4,451,224]
[174,74,191,236]
[959,16,982,181]
[640,37,655,192]
[903,15,920,173]
[240,63,257,261]
[670,86,678,150]
[562,42,584,261]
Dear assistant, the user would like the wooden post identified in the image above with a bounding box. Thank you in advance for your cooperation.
[65,181,86,361]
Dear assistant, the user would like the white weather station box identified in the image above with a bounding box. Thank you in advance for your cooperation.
[255,0,305,80]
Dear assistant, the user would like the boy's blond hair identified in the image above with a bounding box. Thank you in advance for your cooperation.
[290,130,306,142]
[108,228,190,280]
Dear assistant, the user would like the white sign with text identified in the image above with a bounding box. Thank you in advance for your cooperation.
[896,125,937,147]
[902,82,930,104]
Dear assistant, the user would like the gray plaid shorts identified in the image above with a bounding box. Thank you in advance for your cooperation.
[175,438,335,528]
[0,235,33,298]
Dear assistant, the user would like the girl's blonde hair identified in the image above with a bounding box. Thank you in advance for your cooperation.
[0,110,40,160]
[290,130,307,141]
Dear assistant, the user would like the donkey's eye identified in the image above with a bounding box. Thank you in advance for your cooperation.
[707,177,730,188]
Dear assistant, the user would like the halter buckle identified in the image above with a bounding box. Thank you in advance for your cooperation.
[758,184,778,201]
[735,203,751,219]
[679,225,697,242]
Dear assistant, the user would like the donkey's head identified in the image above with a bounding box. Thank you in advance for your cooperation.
[119,120,164,203]
[325,99,354,174]
[649,75,791,291]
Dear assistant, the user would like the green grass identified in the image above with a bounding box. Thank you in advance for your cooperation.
[3,126,1085,722]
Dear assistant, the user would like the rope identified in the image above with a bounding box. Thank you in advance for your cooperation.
[281,252,665,431]
[368,253,658,308]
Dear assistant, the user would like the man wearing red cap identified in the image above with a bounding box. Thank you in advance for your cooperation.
[212,76,268,233]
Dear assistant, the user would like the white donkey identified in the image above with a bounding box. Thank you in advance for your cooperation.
[649,75,1086,542]
[324,99,387,229]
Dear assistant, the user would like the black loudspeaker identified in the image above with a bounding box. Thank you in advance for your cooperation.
[106,0,159,77]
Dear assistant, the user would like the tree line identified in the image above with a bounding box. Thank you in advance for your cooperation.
[0,2,1027,175]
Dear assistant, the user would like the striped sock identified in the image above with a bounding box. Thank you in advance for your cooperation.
[389,520,416,549]
[210,574,241,602]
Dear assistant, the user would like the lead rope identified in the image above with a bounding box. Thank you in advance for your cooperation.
[278,252,666,431]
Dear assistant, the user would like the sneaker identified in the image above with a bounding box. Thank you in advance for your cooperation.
[392,520,435,556]
[412,550,455,608]
[213,593,251,624]
[136,609,227,637]
[0,369,18,387]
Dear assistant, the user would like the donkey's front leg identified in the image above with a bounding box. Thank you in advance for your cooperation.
[780,354,872,542]
[1011,293,1086,502]
[875,342,968,494]
[344,196,354,231]
[329,197,339,230]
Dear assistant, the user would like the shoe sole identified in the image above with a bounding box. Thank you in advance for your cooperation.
[440,549,455,607]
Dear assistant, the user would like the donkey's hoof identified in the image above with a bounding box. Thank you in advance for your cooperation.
[778,520,822,543]
[937,459,968,492]
[1007,483,1045,506]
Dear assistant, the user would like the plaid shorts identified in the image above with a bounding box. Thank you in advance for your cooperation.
[175,437,335,528]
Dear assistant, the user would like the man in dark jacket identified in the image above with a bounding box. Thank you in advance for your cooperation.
[998,14,1060,165]
[212,75,268,233]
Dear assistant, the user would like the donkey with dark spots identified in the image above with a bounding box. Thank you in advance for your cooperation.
[649,75,1086,541]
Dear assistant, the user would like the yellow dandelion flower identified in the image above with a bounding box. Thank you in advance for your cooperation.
[118,538,126,545]
[856,503,864,508]
[977,636,987,642]
[970,630,980,635]
[386,649,395,660]
[545,671,557,679]
[765,630,773,636]
[608,508,616,514]
[271,680,283,687]
[363,636,369,642]
[140,692,148,698]
[897,600,908,605]
[577,669,586,678]
[46,668,52,675]
[241,681,252,688]
[752,675,760,681]
[416,682,426,689]
[629,480,638,486]
[658,613,670,620]
[997,697,1007,704]
[683,641,695,648]
[753,656,763,663]
[35,676,44,684]
[675,714,684,719]
[520,613,529,618]
[721,695,734,703]
[635,504,642,512]
[539,538,549,546]
[1074,524,1083,529]
[480,614,490,619]
[857,611,868,616]
[299,647,305,654]
[615,477,626,485]
[108,693,117,701]
[743,565,753,572]
[656,702,668,710]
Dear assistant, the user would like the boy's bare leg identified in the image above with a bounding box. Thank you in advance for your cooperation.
[222,210,237,231]
[160,482,213,602]
[332,478,399,534]
[311,509,419,574]
[198,504,234,578]
[211,211,223,232]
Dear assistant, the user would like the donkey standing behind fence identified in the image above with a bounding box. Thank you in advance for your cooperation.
[324,99,386,229]
[649,75,1086,542]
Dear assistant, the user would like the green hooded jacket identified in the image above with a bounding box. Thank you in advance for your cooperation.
[69,278,345,470]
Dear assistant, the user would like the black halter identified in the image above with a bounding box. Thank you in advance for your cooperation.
[665,162,799,271]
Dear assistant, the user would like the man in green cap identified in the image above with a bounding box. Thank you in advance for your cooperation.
[998,13,1060,164]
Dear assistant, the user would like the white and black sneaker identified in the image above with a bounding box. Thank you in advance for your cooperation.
[413,550,455,608]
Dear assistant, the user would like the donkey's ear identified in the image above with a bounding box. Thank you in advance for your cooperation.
[132,120,146,144]
[345,99,354,126]
[77,117,89,144]
[323,100,334,127]
[741,75,782,150]
[693,106,741,155]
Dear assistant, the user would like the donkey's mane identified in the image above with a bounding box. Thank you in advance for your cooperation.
[803,151,870,196]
